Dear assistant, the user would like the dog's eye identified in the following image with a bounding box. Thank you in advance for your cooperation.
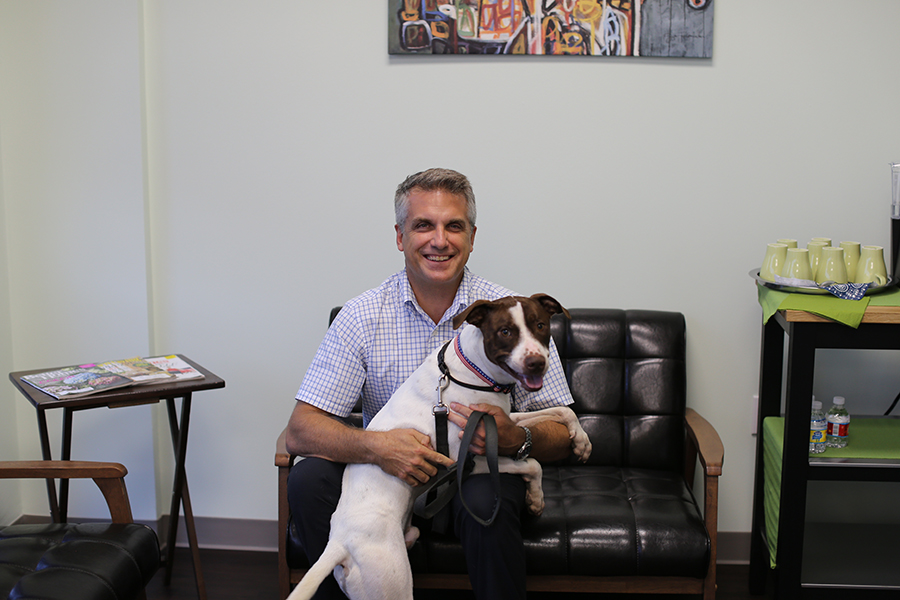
[499,328,511,337]
[536,322,545,330]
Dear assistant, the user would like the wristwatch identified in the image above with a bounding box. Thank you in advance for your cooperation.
[515,426,532,461]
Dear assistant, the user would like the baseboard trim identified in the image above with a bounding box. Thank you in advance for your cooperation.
[717,531,751,564]
[14,514,751,564]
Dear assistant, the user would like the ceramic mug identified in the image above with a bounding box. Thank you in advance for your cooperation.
[781,247,813,280]
[807,241,829,280]
[816,246,848,284]
[839,241,860,283]
[855,245,888,286]
[760,243,788,282]
[777,238,798,249]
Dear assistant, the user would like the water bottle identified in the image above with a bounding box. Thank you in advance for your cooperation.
[826,396,850,448]
[809,399,826,454]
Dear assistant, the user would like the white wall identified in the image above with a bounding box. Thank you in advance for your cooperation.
[0,1,156,520]
[0,112,18,525]
[3,0,900,543]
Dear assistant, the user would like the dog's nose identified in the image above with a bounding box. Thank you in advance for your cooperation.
[524,355,546,374]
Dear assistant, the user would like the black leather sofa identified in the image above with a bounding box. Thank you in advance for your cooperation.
[276,308,724,599]
[0,460,160,600]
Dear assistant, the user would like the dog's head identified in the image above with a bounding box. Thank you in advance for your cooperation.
[453,294,569,392]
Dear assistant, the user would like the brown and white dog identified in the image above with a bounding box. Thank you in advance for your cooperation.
[287,294,592,600]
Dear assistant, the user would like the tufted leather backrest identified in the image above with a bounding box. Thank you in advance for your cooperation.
[330,306,687,472]
[550,309,686,473]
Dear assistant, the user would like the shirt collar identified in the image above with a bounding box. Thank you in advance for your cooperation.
[400,267,473,328]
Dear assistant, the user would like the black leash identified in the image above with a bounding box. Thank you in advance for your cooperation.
[412,337,510,526]
[412,410,501,526]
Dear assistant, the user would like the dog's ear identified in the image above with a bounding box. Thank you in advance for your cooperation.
[530,293,570,319]
[453,299,494,329]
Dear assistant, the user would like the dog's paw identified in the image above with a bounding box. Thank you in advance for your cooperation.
[571,429,592,462]
[525,487,545,516]
[404,526,420,550]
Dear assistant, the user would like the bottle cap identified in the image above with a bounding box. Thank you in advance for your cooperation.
[833,396,845,405]
[812,400,822,409]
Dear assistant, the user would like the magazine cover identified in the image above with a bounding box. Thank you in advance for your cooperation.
[144,355,205,381]
[21,364,134,399]
[98,356,176,384]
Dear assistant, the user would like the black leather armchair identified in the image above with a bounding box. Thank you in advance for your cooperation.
[276,308,724,599]
[0,460,160,600]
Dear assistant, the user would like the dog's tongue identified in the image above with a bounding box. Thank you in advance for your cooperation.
[521,374,544,392]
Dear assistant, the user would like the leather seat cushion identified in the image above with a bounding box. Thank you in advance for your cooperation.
[288,465,709,579]
[0,522,159,600]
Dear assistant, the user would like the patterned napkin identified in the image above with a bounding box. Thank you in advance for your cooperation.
[819,282,871,301]
[772,275,870,300]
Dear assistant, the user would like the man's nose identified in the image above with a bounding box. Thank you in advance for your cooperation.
[431,226,449,247]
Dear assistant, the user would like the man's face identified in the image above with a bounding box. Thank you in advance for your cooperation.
[395,187,476,294]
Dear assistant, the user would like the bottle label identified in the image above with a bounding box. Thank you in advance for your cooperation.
[827,422,848,437]
[810,429,826,443]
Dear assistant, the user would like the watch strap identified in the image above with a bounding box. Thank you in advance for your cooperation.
[515,426,532,461]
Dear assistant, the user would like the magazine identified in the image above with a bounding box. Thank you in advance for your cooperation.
[143,355,205,381]
[98,356,176,385]
[21,364,135,399]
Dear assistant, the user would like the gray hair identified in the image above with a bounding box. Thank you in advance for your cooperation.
[394,168,477,229]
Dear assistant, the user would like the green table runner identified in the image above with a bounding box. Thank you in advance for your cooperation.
[757,285,900,328]
[762,417,900,568]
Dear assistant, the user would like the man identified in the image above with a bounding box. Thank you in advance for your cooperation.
[285,168,574,600]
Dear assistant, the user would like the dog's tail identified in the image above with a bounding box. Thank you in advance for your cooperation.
[286,540,347,600]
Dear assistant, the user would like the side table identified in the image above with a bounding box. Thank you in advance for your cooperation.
[749,303,900,599]
[9,355,225,600]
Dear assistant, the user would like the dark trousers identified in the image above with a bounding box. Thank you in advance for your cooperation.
[287,457,527,600]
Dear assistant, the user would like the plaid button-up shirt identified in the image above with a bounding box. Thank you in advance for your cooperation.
[296,268,573,427]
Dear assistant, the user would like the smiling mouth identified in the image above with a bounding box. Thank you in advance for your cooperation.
[426,255,452,262]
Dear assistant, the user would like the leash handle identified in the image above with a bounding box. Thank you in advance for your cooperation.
[412,410,502,527]
[457,411,501,527]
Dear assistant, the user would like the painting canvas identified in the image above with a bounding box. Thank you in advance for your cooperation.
[388,0,713,57]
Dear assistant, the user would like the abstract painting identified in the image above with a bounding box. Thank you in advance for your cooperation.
[388,0,713,57]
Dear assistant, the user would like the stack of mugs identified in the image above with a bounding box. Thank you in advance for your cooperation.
[760,238,888,286]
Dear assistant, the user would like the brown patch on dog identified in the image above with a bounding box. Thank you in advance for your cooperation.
[453,294,569,382]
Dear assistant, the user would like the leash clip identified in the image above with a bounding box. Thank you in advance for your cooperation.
[434,374,450,414]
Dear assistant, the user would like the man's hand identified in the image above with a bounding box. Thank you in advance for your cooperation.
[368,429,456,487]
[448,401,573,462]
[286,401,455,487]
[448,402,526,457]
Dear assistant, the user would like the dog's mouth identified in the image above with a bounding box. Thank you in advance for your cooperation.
[500,363,545,392]
[517,374,544,392]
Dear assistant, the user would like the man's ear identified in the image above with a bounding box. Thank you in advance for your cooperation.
[395,224,404,252]
[453,299,493,329]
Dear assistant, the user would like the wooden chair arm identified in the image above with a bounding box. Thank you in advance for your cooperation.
[0,460,134,524]
[685,407,724,477]
[275,427,295,469]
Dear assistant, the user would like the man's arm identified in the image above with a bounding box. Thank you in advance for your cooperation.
[285,400,455,486]
[447,402,572,463]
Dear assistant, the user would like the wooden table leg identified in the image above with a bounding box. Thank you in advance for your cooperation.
[59,407,74,523]
[35,409,60,523]
[749,317,785,594]
[163,395,206,600]
[775,322,816,599]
